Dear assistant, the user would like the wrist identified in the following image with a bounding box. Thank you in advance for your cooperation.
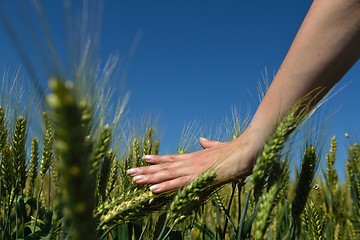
[240,125,269,151]
[231,127,265,168]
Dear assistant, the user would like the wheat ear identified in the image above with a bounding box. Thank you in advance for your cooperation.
[0,145,12,198]
[98,150,113,201]
[12,116,27,193]
[168,171,217,225]
[0,107,7,152]
[251,108,298,199]
[250,93,315,199]
[253,184,280,240]
[47,78,96,240]
[91,124,112,176]
[39,112,54,179]
[106,153,119,197]
[326,136,338,189]
[292,145,317,225]
[25,138,39,198]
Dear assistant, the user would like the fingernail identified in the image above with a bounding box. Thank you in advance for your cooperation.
[150,184,160,192]
[133,175,145,181]
[127,168,138,175]
[200,137,208,141]
[142,155,153,161]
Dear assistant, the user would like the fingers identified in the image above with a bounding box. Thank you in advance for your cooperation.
[127,161,193,184]
[141,153,187,164]
[199,137,223,149]
[149,175,193,194]
[126,144,221,194]
[127,153,188,176]
[126,158,194,193]
[127,163,171,176]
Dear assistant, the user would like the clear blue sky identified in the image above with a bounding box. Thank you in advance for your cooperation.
[1,1,359,180]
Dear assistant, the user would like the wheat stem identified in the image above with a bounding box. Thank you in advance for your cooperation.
[47,78,97,240]
[25,138,39,198]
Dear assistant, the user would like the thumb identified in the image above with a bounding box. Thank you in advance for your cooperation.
[199,137,223,149]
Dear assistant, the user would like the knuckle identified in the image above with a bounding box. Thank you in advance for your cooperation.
[168,169,177,178]
[139,166,149,174]
[179,176,191,187]
[160,162,171,171]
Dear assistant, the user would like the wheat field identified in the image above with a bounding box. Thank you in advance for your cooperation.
[0,1,359,240]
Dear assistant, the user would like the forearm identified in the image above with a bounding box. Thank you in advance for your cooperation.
[243,0,360,148]
[129,0,360,193]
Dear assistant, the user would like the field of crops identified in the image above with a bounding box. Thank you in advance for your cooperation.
[0,76,359,239]
[0,1,359,240]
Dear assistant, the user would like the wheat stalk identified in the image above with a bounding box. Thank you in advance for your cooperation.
[25,138,39,198]
[91,124,112,176]
[251,107,298,199]
[253,184,280,240]
[142,127,154,156]
[0,144,12,198]
[106,153,119,197]
[250,92,318,200]
[132,138,141,167]
[167,172,217,225]
[47,77,97,240]
[307,200,323,240]
[98,150,113,201]
[98,189,162,226]
[326,136,338,188]
[0,107,7,152]
[292,145,317,226]
[39,112,54,179]
[12,116,27,194]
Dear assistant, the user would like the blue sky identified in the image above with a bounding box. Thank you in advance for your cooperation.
[1,0,359,180]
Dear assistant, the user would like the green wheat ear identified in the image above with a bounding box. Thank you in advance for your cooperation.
[132,138,141,167]
[346,143,360,222]
[152,140,160,155]
[91,124,112,176]
[0,144,13,198]
[46,77,97,240]
[98,190,156,226]
[291,145,317,230]
[347,145,359,181]
[250,108,298,199]
[0,107,7,152]
[25,138,39,198]
[79,99,93,136]
[326,136,338,188]
[12,115,27,193]
[39,112,54,179]
[253,183,280,240]
[250,93,315,200]
[142,127,154,156]
[98,150,113,201]
[106,152,119,197]
[306,200,323,240]
[343,219,357,240]
[168,171,217,225]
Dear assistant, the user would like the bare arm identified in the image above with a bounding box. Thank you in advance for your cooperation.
[128,0,360,193]
[249,0,360,148]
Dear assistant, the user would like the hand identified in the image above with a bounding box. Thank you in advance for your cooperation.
[127,133,258,194]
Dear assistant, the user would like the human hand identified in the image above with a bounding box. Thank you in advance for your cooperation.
[127,134,258,194]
